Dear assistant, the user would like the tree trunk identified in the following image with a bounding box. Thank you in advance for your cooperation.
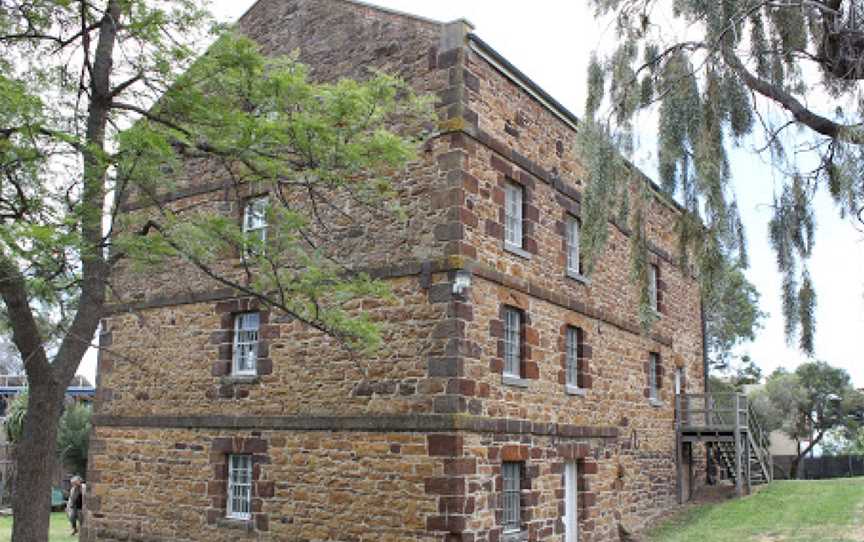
[789,455,802,479]
[11,385,64,542]
[789,430,825,480]
[7,3,119,538]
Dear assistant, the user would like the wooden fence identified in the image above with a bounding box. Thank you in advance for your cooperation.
[802,455,864,479]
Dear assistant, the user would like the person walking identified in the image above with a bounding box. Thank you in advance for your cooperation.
[66,475,84,536]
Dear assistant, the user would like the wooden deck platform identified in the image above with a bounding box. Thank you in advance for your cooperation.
[675,393,772,501]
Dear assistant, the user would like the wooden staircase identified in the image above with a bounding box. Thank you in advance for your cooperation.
[675,393,772,500]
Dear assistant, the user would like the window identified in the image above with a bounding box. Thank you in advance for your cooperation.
[648,264,659,311]
[564,462,579,542]
[649,352,660,401]
[675,367,685,396]
[566,326,583,389]
[227,454,253,520]
[232,312,260,376]
[502,462,522,533]
[243,196,269,255]
[504,182,523,249]
[503,307,522,378]
[567,216,581,275]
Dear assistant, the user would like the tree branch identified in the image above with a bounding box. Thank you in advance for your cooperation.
[0,258,52,382]
[722,47,864,145]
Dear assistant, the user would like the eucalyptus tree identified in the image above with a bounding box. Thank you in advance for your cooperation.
[751,363,864,477]
[584,0,864,354]
[0,1,431,540]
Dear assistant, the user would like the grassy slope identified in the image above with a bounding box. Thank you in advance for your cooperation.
[649,479,864,542]
[0,512,78,542]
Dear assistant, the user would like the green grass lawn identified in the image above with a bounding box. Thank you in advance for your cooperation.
[0,512,77,542]
[648,478,864,542]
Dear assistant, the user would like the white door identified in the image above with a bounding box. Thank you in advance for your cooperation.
[564,462,578,542]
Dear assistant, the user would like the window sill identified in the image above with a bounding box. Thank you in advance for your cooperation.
[502,530,528,542]
[502,374,530,388]
[216,517,254,531]
[649,398,664,408]
[565,385,587,397]
[220,375,260,385]
[566,270,591,285]
[504,243,533,260]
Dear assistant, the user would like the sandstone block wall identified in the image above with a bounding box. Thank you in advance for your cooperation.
[86,1,707,540]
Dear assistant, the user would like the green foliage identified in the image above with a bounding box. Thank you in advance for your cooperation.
[56,403,91,476]
[586,0,864,355]
[111,32,432,350]
[5,393,92,475]
[4,391,27,443]
[704,263,765,369]
[1,0,433,357]
[754,363,864,445]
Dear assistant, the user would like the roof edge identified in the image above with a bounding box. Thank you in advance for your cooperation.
[467,33,580,130]
[237,0,463,29]
[467,34,686,216]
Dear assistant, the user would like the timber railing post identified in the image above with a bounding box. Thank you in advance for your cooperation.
[734,394,743,497]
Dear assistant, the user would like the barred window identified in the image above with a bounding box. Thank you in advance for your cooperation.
[502,462,522,533]
[504,182,523,248]
[648,264,659,311]
[649,352,660,401]
[567,216,581,275]
[227,454,252,520]
[243,196,269,255]
[503,307,522,378]
[232,312,260,376]
[566,326,583,388]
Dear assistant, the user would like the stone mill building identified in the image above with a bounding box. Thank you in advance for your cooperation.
[83,1,709,540]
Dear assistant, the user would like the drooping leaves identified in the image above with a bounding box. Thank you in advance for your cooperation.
[583,0,864,355]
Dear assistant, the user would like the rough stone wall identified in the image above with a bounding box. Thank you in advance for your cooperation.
[114,0,458,305]
[83,426,442,542]
[88,1,707,541]
[458,45,701,350]
[97,274,461,418]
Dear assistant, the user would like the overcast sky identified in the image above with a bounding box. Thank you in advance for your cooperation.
[77,0,864,386]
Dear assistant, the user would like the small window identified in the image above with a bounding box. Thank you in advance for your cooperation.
[675,367,685,396]
[566,326,583,389]
[227,454,253,520]
[648,264,659,311]
[503,307,522,378]
[232,312,260,376]
[649,352,660,401]
[504,182,524,249]
[502,462,522,533]
[243,196,269,255]
[567,216,581,275]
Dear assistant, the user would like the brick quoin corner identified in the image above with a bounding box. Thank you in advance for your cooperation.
[83,1,707,540]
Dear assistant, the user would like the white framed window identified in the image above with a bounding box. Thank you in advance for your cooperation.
[564,462,579,542]
[243,196,269,255]
[227,454,253,520]
[232,312,260,376]
[648,264,659,311]
[504,182,523,249]
[675,367,685,396]
[649,352,660,401]
[566,326,582,388]
[503,307,522,378]
[502,462,522,533]
[567,216,581,275]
